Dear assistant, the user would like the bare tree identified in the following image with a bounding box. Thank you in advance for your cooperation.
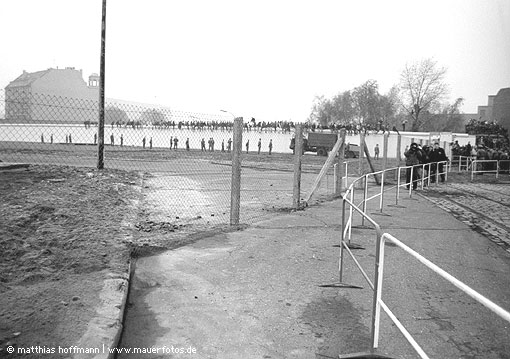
[331,90,356,124]
[308,95,330,127]
[352,79,380,126]
[399,58,448,131]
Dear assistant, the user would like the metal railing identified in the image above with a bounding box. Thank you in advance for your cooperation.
[471,159,510,180]
[341,161,448,231]
[451,155,475,171]
[338,163,510,358]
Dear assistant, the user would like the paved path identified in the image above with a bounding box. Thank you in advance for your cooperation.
[117,182,510,359]
[421,182,510,253]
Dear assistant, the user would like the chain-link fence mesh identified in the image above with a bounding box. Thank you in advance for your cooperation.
[1,90,352,239]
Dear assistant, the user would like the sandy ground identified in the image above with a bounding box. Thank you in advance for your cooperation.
[0,165,142,358]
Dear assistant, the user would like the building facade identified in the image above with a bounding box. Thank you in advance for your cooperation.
[477,87,510,131]
[4,67,99,123]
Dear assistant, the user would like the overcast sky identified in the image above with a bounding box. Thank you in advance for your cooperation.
[1,0,509,122]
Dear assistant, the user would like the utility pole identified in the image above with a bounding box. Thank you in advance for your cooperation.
[97,0,107,169]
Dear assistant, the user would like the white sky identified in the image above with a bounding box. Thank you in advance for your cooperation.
[1,0,509,122]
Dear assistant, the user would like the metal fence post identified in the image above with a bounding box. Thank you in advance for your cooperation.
[382,132,388,173]
[97,0,107,170]
[358,132,365,186]
[230,117,243,226]
[293,124,303,209]
[395,134,402,181]
[335,129,346,196]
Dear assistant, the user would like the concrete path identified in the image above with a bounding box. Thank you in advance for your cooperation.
[117,184,510,359]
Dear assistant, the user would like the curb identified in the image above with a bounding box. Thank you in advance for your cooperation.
[73,173,143,359]
[73,261,132,359]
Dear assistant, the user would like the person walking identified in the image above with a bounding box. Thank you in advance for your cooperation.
[429,142,448,183]
[404,143,422,190]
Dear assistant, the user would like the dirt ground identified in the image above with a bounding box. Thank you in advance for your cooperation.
[0,165,143,358]
[0,149,324,359]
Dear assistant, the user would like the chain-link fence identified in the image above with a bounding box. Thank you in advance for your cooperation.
[1,90,348,239]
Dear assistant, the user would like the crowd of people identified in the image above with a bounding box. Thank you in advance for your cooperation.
[102,118,399,136]
[404,142,449,190]
[451,137,510,173]
[108,119,298,133]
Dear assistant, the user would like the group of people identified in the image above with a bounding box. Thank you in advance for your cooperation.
[200,137,231,152]
[404,142,449,190]
[244,138,274,155]
[40,133,74,144]
[104,117,405,136]
[451,138,510,172]
[130,136,274,155]
[107,119,298,134]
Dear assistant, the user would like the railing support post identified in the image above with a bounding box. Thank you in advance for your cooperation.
[371,226,385,351]
[339,199,347,282]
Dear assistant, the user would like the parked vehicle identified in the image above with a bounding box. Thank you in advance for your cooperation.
[289,132,359,157]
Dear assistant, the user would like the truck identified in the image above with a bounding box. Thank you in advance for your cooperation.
[289,132,359,158]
